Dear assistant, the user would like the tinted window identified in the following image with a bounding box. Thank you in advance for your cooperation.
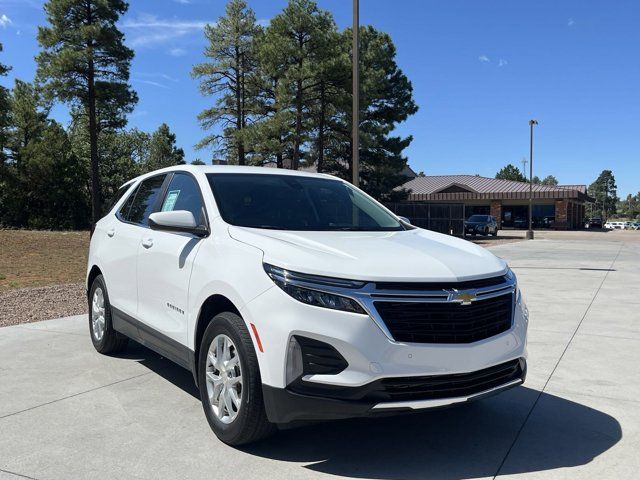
[125,174,167,226]
[160,173,206,226]
[468,215,489,222]
[118,184,139,220]
[207,173,402,231]
[106,183,134,213]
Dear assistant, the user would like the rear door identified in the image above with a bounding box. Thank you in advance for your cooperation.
[136,172,208,358]
[101,174,167,318]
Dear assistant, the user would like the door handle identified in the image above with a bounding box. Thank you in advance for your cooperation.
[141,237,154,249]
[107,228,115,237]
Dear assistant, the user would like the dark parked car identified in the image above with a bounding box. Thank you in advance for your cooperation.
[464,215,498,236]
[585,217,603,229]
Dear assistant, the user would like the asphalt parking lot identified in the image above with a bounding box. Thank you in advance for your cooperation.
[1,233,639,480]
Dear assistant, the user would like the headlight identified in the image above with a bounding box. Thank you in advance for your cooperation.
[263,263,367,314]
[505,266,517,288]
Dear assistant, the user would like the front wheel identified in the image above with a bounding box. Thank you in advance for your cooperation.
[198,312,275,446]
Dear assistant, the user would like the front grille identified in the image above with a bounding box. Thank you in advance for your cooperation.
[374,358,524,402]
[374,293,513,344]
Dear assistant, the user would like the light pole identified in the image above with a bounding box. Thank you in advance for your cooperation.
[526,119,538,240]
[352,0,359,187]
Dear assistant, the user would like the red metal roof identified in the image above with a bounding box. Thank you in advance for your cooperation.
[402,175,585,195]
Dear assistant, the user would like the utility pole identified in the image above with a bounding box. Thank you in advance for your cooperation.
[352,0,359,187]
[526,120,538,240]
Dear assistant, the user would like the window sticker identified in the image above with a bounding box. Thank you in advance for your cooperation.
[162,190,181,211]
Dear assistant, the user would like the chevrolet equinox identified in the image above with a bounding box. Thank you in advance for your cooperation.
[87,165,529,445]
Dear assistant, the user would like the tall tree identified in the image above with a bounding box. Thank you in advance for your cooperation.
[541,175,559,186]
[7,80,51,160]
[259,0,337,170]
[145,123,185,170]
[192,0,260,165]
[36,0,137,226]
[495,164,527,182]
[0,43,11,164]
[588,169,618,218]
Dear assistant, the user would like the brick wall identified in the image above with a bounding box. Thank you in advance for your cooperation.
[555,199,569,229]
[490,200,502,227]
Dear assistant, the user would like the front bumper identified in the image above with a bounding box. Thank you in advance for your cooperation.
[263,358,527,423]
[241,280,529,423]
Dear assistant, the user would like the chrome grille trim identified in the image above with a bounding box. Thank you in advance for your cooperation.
[263,264,516,343]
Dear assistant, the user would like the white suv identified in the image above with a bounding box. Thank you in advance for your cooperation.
[87,165,529,445]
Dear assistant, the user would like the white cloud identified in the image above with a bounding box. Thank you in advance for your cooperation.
[0,14,13,28]
[174,0,191,4]
[168,47,188,57]
[257,18,270,27]
[478,55,490,63]
[121,14,214,47]
[132,78,170,89]
[568,18,575,27]
[498,58,508,67]
[137,72,179,82]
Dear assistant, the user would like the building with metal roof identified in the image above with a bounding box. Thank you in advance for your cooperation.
[386,174,593,234]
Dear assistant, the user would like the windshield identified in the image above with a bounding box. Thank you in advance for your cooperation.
[467,215,489,222]
[207,173,403,231]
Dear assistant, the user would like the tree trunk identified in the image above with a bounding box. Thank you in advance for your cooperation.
[86,3,100,232]
[235,49,245,166]
[317,80,326,173]
[292,77,303,171]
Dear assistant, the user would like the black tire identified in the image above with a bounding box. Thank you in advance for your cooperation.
[492,228,498,236]
[88,275,128,354]
[198,312,275,446]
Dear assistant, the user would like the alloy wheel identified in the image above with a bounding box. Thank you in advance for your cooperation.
[205,334,243,424]
[91,287,106,341]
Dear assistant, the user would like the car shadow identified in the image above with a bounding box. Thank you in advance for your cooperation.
[122,343,622,480]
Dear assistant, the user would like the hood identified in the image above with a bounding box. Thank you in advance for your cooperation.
[228,226,507,282]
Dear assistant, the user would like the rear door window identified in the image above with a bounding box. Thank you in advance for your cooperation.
[121,174,167,226]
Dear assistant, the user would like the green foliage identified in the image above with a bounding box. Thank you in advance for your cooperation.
[616,193,640,220]
[192,0,260,164]
[495,164,527,182]
[36,0,137,224]
[588,169,618,218]
[145,123,185,170]
[541,175,558,186]
[0,43,11,164]
[191,159,206,165]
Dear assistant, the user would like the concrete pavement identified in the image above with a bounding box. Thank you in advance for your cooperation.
[1,235,639,479]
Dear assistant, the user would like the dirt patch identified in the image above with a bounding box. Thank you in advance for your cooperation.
[0,230,89,291]
[0,283,87,327]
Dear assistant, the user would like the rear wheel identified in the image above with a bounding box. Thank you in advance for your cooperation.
[88,275,128,354]
[198,312,275,446]
[492,227,498,236]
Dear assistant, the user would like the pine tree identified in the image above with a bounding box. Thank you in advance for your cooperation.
[0,43,11,165]
[36,0,137,225]
[495,164,527,182]
[192,0,260,165]
[146,123,185,170]
[257,0,337,170]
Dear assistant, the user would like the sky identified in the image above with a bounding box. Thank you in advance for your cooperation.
[0,0,638,197]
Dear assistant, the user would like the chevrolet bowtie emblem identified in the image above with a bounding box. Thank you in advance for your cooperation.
[455,292,476,305]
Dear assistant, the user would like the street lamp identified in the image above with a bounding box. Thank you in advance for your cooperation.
[352,0,359,187]
[526,119,538,240]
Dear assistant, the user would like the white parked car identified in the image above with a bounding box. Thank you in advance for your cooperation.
[604,221,627,230]
[87,166,529,445]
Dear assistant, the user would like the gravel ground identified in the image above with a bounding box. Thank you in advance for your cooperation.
[0,283,87,327]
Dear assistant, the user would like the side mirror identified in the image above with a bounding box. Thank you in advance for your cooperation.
[148,210,208,237]
[397,216,411,225]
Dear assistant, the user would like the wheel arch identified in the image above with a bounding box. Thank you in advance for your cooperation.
[192,294,242,386]
[87,265,103,296]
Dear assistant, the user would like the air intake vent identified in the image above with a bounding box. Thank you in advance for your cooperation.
[295,336,348,375]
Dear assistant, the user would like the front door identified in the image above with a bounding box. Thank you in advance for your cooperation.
[136,172,207,354]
